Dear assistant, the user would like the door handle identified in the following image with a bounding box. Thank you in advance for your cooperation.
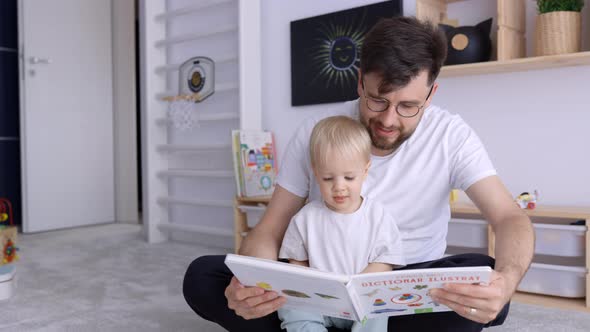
[29,56,52,64]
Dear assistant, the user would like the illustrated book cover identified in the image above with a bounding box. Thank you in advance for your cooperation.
[231,130,277,197]
[225,254,492,322]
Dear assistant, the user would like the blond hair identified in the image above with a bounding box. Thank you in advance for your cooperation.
[310,116,371,168]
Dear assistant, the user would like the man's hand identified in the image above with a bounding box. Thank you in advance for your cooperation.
[225,277,287,320]
[429,270,511,324]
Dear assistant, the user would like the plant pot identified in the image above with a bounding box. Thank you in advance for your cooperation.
[535,11,581,56]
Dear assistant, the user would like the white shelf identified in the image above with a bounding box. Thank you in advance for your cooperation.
[155,55,237,74]
[154,0,234,21]
[155,24,238,48]
[158,222,234,237]
[157,196,233,208]
[155,112,239,126]
[156,82,238,100]
[157,169,234,178]
[157,143,231,153]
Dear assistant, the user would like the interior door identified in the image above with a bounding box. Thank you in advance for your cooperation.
[19,0,114,232]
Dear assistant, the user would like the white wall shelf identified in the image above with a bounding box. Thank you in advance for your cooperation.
[154,0,234,21]
[157,196,233,208]
[156,143,232,153]
[156,82,239,100]
[157,169,234,178]
[155,55,237,74]
[140,0,261,245]
[155,112,239,126]
[154,24,238,48]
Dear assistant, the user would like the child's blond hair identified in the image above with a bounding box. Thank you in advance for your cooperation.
[309,116,371,168]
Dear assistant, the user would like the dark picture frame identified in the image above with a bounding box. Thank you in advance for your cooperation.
[290,1,403,106]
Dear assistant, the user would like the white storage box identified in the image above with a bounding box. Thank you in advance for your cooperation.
[0,265,16,301]
[533,223,586,257]
[238,205,266,228]
[447,218,487,248]
[517,261,586,298]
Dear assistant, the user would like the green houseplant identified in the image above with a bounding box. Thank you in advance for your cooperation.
[535,0,585,56]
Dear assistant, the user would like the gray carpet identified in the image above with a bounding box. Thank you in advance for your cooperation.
[1,224,589,331]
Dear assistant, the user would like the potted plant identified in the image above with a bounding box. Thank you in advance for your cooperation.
[535,0,584,56]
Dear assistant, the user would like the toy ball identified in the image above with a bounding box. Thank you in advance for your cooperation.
[0,213,7,222]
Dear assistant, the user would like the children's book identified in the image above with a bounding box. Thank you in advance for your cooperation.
[231,130,277,197]
[225,254,492,323]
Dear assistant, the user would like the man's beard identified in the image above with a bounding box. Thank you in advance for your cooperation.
[361,117,413,153]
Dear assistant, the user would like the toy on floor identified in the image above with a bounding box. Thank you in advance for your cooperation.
[515,190,538,210]
[0,198,19,265]
[0,198,18,301]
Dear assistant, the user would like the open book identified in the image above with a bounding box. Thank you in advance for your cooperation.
[225,254,492,322]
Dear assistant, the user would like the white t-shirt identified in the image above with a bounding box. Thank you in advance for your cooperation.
[279,198,406,275]
[276,99,496,264]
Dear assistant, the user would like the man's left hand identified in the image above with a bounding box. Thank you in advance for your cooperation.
[429,270,512,324]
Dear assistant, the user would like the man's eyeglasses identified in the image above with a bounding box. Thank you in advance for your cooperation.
[361,80,434,118]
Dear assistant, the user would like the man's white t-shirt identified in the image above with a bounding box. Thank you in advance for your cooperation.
[279,198,406,275]
[276,99,496,264]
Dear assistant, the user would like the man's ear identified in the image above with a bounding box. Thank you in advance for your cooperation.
[424,82,439,108]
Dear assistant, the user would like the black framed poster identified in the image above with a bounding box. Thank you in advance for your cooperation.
[290,1,403,106]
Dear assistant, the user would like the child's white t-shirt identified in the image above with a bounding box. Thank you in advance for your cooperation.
[279,198,406,275]
[276,99,496,264]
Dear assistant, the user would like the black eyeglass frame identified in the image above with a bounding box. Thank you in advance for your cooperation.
[361,79,434,118]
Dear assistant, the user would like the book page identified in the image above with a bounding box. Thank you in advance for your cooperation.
[348,266,492,320]
[225,254,359,321]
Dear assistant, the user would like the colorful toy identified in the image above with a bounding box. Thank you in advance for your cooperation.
[515,190,539,210]
[0,198,19,266]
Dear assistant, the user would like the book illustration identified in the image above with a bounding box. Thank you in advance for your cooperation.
[373,299,386,306]
[232,131,277,197]
[224,254,492,322]
[241,143,275,192]
[315,293,340,300]
[256,282,272,290]
[361,289,379,297]
[391,293,422,304]
[282,289,311,298]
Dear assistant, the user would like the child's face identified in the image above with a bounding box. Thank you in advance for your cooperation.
[313,151,370,213]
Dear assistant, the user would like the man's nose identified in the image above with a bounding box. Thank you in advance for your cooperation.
[378,105,401,128]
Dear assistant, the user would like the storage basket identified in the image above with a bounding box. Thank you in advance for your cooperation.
[535,11,581,56]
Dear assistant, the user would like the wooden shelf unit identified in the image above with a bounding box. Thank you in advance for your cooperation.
[233,196,270,253]
[451,202,590,311]
[439,51,590,77]
[416,0,590,77]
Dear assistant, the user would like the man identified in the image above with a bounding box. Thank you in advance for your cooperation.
[183,16,534,331]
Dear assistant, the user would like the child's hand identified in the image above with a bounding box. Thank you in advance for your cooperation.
[225,276,287,320]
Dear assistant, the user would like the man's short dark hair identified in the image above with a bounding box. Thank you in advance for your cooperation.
[360,16,447,93]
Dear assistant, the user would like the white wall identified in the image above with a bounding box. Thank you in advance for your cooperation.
[112,0,139,223]
[261,0,590,206]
